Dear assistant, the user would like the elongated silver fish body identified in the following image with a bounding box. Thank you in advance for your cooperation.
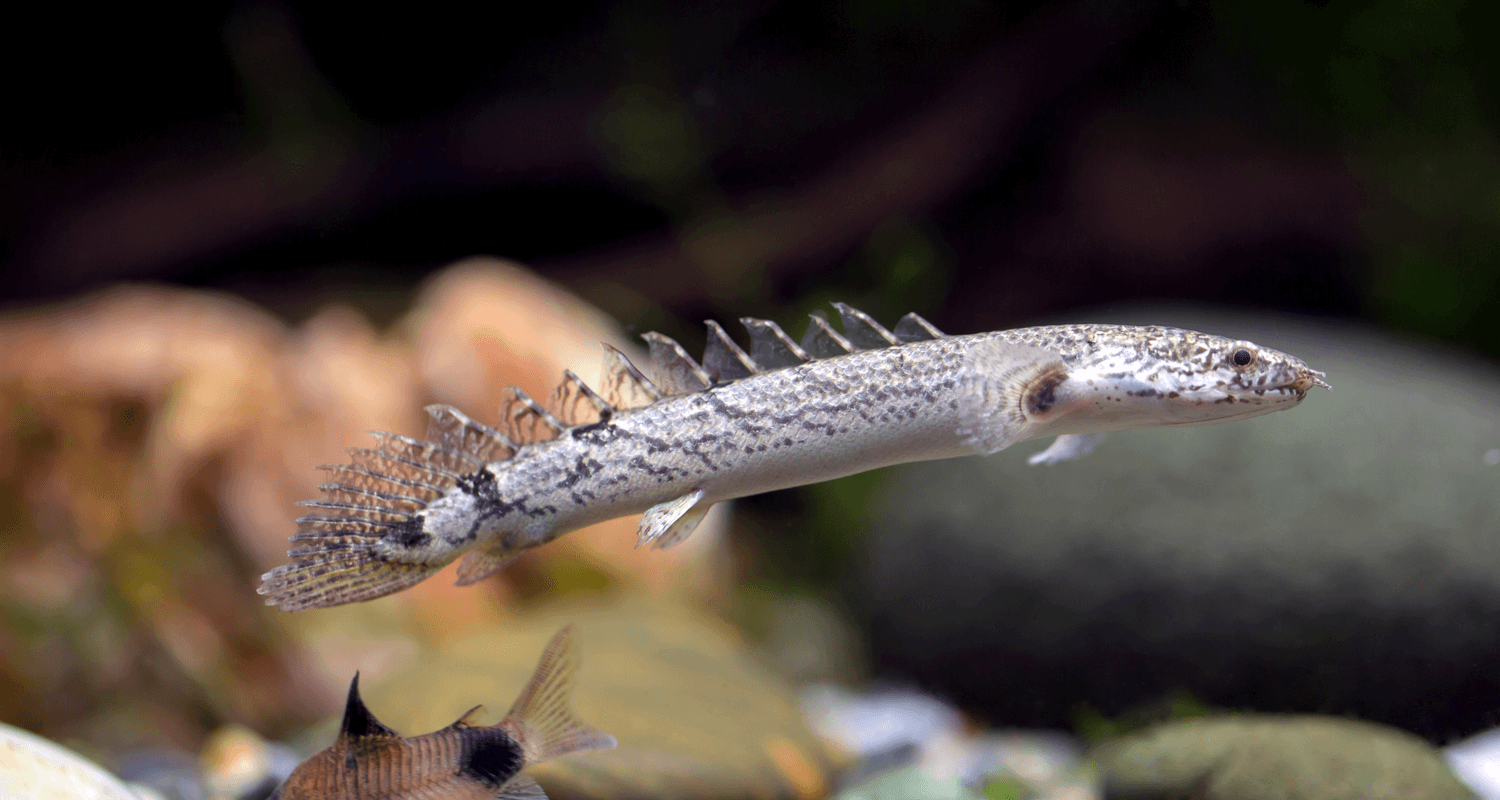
[260,305,1329,611]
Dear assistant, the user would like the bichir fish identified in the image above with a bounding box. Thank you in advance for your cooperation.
[260,304,1329,611]
[269,625,615,799]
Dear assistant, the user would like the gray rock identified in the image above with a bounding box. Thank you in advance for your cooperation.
[1097,715,1475,800]
[858,309,1500,735]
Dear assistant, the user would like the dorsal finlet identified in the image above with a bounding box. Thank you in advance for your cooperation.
[832,302,899,350]
[702,319,759,383]
[740,317,810,369]
[508,388,561,428]
[599,343,664,407]
[551,369,616,426]
[423,404,516,463]
[893,311,946,342]
[800,314,854,359]
[642,332,711,394]
[340,673,398,740]
[500,386,566,445]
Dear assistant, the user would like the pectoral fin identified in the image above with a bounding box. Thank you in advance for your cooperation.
[957,340,1069,455]
[497,775,549,799]
[1028,433,1106,465]
[636,489,710,550]
[454,546,521,586]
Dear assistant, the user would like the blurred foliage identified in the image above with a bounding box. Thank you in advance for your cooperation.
[1216,0,1500,354]
[1072,690,1221,746]
[980,775,1026,800]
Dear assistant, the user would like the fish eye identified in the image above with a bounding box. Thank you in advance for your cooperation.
[1231,348,1255,367]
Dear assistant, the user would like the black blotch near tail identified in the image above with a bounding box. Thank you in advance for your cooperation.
[386,515,430,549]
[460,728,526,788]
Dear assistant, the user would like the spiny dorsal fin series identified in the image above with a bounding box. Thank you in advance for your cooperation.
[642,331,712,394]
[598,343,663,410]
[702,320,759,383]
[377,305,943,456]
[551,369,615,426]
[740,318,809,369]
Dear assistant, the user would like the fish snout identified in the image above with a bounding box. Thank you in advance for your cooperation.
[1292,368,1331,392]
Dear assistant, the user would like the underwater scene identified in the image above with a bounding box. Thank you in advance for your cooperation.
[3,2,1500,798]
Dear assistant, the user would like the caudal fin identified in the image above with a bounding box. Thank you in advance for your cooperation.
[503,626,618,764]
[258,553,440,612]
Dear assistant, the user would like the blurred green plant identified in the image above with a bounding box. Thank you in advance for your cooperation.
[1072,689,1221,745]
[980,774,1028,800]
[1217,0,1500,356]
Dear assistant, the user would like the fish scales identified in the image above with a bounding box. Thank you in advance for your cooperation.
[260,308,1329,611]
[505,336,971,532]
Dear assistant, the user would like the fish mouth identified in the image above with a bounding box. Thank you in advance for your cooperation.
[1291,368,1332,393]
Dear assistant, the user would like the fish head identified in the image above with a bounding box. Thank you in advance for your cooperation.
[1158,333,1330,425]
[1036,327,1328,433]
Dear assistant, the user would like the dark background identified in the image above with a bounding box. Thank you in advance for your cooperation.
[9,0,1497,349]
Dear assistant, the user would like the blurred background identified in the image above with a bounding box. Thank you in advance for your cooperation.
[3,0,1500,798]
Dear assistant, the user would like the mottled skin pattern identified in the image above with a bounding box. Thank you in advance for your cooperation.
[396,324,1325,562]
[259,314,1328,610]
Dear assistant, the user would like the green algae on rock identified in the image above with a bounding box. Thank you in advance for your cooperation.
[1096,715,1475,800]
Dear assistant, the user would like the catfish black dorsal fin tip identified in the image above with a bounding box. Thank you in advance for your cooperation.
[701,320,758,383]
[832,302,900,350]
[740,317,810,369]
[503,626,618,764]
[341,672,398,740]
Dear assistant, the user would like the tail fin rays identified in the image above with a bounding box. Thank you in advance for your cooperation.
[258,552,440,612]
[503,626,618,763]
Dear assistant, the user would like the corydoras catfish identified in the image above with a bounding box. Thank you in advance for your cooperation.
[269,626,615,799]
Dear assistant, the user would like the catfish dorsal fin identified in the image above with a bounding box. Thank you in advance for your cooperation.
[503,626,618,764]
[341,673,399,740]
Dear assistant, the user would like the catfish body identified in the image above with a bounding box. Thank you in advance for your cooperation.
[270,626,614,800]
